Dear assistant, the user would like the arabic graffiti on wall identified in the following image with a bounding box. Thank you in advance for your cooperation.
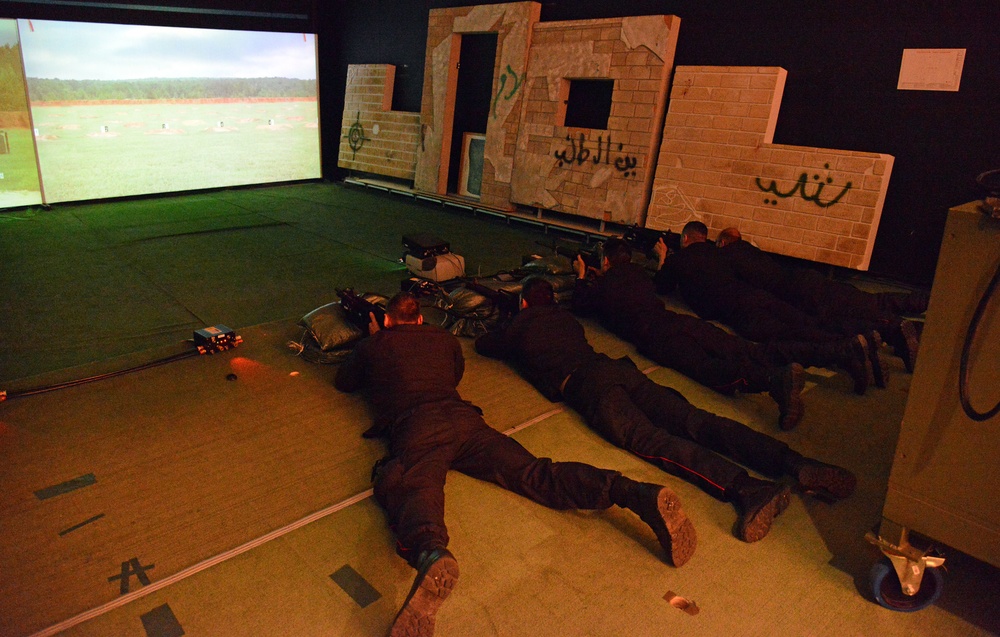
[755,164,852,208]
[554,133,637,178]
[492,65,524,119]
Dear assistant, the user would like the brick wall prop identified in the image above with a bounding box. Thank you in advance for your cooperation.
[414,2,541,209]
[647,66,894,270]
[510,15,680,225]
[338,64,421,180]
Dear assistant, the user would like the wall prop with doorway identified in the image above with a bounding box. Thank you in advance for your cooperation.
[414,1,540,209]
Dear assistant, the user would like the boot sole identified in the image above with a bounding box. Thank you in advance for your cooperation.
[737,484,791,543]
[390,554,460,637]
[650,487,697,567]
[898,320,919,373]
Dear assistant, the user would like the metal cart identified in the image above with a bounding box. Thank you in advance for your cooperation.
[867,200,1000,611]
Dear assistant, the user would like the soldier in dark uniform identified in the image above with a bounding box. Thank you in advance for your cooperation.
[715,227,924,374]
[476,277,856,544]
[336,291,696,637]
[572,237,876,431]
[654,221,853,346]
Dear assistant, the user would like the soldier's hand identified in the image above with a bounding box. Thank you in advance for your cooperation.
[367,312,381,335]
[653,237,669,267]
[574,254,588,279]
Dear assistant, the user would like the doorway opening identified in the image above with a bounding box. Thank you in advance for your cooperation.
[448,32,498,198]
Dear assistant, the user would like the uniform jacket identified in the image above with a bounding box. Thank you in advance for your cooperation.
[572,262,665,342]
[475,304,603,401]
[335,323,464,435]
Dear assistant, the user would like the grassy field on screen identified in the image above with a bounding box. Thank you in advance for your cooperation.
[32,100,320,203]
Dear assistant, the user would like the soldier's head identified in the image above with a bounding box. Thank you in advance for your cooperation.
[717,227,742,248]
[681,221,709,247]
[384,291,423,327]
[602,237,633,269]
[519,276,555,309]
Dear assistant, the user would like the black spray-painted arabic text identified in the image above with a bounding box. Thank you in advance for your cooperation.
[755,165,851,208]
[554,134,637,178]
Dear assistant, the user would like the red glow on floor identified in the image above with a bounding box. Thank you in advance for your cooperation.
[0,421,15,445]
[229,357,265,374]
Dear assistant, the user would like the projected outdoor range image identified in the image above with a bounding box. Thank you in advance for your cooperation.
[0,19,43,209]
[17,19,321,205]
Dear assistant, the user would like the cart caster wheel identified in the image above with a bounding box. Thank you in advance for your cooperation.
[870,558,943,612]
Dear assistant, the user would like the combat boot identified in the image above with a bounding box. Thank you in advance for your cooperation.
[865,330,889,388]
[784,454,857,501]
[389,548,459,637]
[611,477,697,566]
[891,319,920,373]
[837,334,872,395]
[727,473,791,543]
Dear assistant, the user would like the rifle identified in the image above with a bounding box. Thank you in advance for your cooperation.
[400,277,442,298]
[554,241,604,271]
[336,288,386,331]
[622,226,681,257]
[462,278,523,321]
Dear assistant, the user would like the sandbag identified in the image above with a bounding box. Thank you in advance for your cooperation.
[532,272,577,293]
[520,254,575,276]
[299,292,389,352]
[299,301,365,351]
[445,286,500,337]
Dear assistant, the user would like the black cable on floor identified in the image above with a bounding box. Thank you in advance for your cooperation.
[1,348,201,402]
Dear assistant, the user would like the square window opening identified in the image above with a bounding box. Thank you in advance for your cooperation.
[563,79,614,130]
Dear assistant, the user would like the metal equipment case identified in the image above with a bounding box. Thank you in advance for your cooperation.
[870,201,1000,610]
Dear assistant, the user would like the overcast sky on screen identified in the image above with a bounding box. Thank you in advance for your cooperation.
[0,19,18,47]
[16,19,316,80]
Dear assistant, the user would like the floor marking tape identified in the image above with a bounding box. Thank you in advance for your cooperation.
[140,603,184,637]
[35,474,96,500]
[59,513,105,536]
[330,564,382,608]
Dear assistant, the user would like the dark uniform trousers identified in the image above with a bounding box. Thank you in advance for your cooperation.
[634,309,853,395]
[373,399,622,565]
[785,268,927,339]
[562,355,792,500]
[723,288,845,344]
[720,239,926,340]
[634,310,773,393]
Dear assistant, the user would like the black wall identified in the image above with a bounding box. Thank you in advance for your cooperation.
[5,0,999,285]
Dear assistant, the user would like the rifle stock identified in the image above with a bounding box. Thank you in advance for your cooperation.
[622,226,681,256]
[463,280,520,317]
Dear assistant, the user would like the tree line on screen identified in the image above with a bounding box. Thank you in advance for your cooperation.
[25,77,317,102]
[0,44,29,112]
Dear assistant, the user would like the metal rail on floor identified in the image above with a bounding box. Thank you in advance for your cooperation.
[343,176,615,248]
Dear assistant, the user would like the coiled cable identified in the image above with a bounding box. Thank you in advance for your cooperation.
[959,257,1000,421]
